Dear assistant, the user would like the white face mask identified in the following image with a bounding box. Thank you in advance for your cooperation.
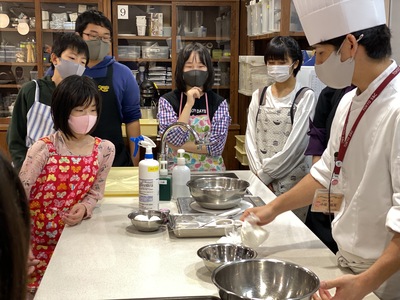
[314,51,355,89]
[314,35,363,89]
[267,63,294,83]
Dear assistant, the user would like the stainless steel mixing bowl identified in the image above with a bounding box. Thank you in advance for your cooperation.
[212,258,320,300]
[197,243,257,272]
[128,210,166,232]
[186,177,250,209]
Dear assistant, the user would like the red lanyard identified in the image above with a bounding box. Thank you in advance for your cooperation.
[331,65,400,185]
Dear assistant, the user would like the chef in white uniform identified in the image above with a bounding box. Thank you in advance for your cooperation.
[242,0,400,299]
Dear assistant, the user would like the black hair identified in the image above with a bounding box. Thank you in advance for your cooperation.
[51,75,102,139]
[175,42,214,92]
[264,36,303,77]
[75,9,113,38]
[51,32,89,70]
[0,151,30,300]
[319,24,392,60]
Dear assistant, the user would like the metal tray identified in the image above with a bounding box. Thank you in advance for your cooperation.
[168,214,231,238]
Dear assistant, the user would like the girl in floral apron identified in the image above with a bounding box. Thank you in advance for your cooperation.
[245,36,317,222]
[158,42,231,171]
[19,75,115,294]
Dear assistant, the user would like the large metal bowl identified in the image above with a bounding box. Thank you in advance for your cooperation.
[186,177,250,209]
[212,259,320,300]
[197,243,257,272]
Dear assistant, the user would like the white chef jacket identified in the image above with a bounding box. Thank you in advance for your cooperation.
[311,61,400,260]
[245,82,317,185]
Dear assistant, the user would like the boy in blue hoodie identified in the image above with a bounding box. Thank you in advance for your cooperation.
[46,9,141,167]
[75,9,141,166]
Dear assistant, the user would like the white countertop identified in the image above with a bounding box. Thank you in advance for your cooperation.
[34,171,378,300]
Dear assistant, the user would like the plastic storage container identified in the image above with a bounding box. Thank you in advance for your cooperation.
[238,55,271,96]
[118,45,140,59]
[142,45,169,59]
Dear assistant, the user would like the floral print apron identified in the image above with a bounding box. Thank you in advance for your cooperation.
[28,136,100,289]
[168,93,225,171]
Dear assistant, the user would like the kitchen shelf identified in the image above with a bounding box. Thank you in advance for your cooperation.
[179,36,230,41]
[41,29,75,33]
[116,58,172,63]
[249,31,305,41]
[0,28,37,32]
[0,84,22,89]
[118,35,169,40]
[0,62,37,67]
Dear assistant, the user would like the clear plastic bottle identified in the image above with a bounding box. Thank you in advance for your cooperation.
[172,149,191,200]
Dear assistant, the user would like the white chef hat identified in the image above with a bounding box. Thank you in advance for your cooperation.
[293,0,386,46]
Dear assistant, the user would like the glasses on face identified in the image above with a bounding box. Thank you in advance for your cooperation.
[82,32,111,43]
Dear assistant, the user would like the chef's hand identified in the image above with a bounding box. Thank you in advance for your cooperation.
[312,274,369,300]
[186,87,203,107]
[27,247,40,275]
[240,204,277,226]
[62,203,86,226]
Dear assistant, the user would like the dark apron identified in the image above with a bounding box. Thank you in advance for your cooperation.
[92,65,132,166]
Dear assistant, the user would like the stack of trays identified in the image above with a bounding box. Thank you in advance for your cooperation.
[148,66,167,86]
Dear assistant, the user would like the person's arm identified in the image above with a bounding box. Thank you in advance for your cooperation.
[204,99,231,156]
[158,97,189,146]
[115,63,141,165]
[171,99,231,156]
[125,120,140,166]
[315,233,400,300]
[66,140,115,222]
[257,90,317,185]
[7,82,35,170]
[241,173,324,224]
[177,87,202,124]
[245,89,263,174]
[18,140,49,198]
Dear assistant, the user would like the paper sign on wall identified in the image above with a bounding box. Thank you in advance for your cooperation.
[118,5,129,19]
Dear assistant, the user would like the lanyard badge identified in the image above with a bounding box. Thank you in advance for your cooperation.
[331,65,400,185]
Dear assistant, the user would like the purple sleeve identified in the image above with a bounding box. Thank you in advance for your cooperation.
[304,118,327,156]
[157,97,189,145]
[207,100,231,156]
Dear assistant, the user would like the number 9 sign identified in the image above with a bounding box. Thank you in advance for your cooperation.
[118,5,129,19]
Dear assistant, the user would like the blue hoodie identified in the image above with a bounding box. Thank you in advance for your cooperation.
[48,56,141,123]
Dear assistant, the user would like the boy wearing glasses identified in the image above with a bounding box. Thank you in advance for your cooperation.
[75,9,141,166]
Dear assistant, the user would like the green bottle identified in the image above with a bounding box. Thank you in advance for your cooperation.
[159,160,172,201]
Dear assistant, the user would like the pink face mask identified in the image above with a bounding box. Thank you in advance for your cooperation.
[68,115,97,135]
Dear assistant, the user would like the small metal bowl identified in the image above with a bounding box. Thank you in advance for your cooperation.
[128,210,166,232]
[212,258,320,300]
[187,177,250,209]
[197,243,257,272]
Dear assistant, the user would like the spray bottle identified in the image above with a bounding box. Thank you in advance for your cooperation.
[130,136,159,210]
[172,149,191,200]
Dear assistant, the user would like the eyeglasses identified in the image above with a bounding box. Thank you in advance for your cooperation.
[82,32,111,43]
